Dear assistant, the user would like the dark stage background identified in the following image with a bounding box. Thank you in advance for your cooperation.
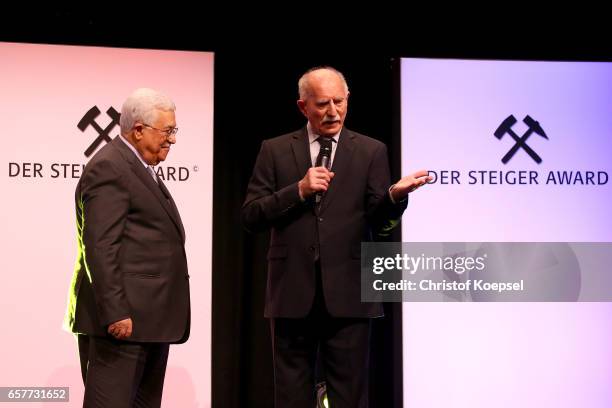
[3,10,609,408]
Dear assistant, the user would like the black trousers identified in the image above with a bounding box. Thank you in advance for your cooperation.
[78,334,169,408]
[270,265,371,408]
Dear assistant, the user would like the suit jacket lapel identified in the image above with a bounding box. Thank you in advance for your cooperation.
[157,177,186,241]
[320,128,356,214]
[291,127,311,182]
[112,138,185,241]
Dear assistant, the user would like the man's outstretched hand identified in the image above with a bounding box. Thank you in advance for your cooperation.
[390,170,432,202]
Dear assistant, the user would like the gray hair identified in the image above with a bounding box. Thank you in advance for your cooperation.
[298,66,349,100]
[120,88,176,135]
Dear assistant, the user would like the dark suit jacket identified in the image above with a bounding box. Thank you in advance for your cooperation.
[65,137,190,343]
[242,127,407,318]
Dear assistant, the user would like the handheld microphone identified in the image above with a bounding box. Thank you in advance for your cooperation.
[316,140,333,205]
[319,145,332,171]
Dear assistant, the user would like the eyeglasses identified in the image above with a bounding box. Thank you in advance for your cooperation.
[141,123,179,138]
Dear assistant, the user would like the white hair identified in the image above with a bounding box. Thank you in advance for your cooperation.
[298,66,349,100]
[120,88,176,135]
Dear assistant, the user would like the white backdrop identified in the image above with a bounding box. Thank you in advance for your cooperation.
[401,58,612,408]
[0,42,214,407]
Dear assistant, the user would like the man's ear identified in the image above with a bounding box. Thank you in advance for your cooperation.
[297,99,307,117]
[132,125,143,141]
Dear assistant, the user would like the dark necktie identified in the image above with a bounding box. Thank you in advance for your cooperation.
[314,137,334,214]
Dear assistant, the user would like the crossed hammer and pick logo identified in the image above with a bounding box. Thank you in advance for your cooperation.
[78,106,121,157]
[494,115,548,164]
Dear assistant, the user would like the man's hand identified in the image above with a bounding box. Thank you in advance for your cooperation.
[108,318,133,340]
[298,167,335,199]
[390,170,432,202]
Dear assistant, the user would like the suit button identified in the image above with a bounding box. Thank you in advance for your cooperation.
[318,217,323,222]
[309,245,315,252]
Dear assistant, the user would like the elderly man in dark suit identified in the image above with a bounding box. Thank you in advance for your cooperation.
[242,67,430,407]
[65,88,190,408]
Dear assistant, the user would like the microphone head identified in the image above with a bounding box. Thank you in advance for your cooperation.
[317,137,333,170]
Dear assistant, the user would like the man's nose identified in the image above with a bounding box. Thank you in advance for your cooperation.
[326,100,338,116]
